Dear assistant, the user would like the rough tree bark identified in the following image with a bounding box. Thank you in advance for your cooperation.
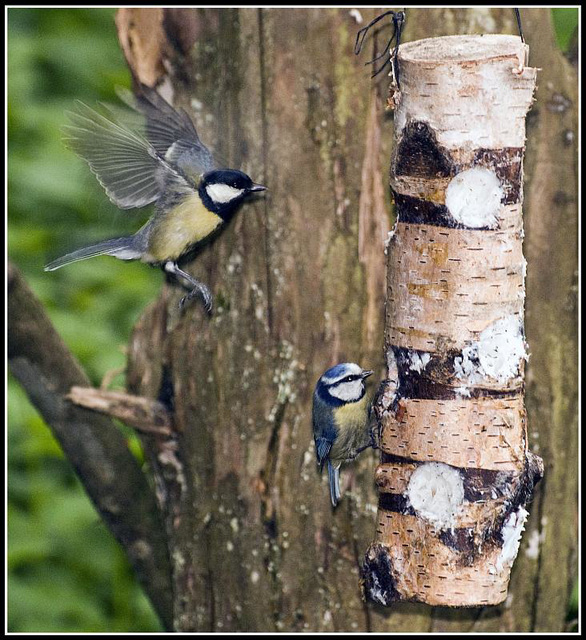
[9,7,577,633]
[116,7,393,632]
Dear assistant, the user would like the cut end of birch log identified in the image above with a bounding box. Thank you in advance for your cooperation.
[362,34,543,608]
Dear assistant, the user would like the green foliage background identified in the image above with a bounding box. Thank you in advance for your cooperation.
[8,8,162,632]
[7,7,579,633]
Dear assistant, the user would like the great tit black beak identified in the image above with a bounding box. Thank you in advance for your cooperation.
[249,183,267,192]
[361,370,374,379]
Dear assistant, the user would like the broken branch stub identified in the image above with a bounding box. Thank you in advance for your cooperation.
[362,35,543,608]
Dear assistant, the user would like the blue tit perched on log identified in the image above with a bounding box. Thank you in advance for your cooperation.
[312,363,375,507]
[44,84,266,312]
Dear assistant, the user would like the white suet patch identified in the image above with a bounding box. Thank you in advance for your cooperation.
[494,506,528,572]
[406,462,465,529]
[408,351,431,373]
[445,167,504,229]
[384,219,398,254]
[454,315,527,385]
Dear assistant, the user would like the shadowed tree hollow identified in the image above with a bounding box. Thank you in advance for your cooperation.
[8,8,577,633]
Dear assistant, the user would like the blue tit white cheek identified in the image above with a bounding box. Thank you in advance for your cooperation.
[328,379,364,402]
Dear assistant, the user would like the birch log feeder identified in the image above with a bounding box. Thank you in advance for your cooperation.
[361,35,544,607]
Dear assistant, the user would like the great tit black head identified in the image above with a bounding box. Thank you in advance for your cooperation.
[199,169,267,218]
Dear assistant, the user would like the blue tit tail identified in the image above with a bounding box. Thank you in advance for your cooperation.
[44,236,141,271]
[327,460,341,507]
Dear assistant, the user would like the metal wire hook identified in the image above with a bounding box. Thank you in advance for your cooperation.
[514,8,525,44]
[355,9,525,85]
[354,10,406,86]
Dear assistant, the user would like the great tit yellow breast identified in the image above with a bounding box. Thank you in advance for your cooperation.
[146,193,223,262]
[330,394,370,463]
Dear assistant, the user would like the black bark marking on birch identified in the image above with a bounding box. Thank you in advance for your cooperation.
[438,528,478,565]
[360,543,402,606]
[462,467,516,502]
[378,492,417,515]
[393,192,498,230]
[392,347,523,400]
[394,191,450,226]
[479,457,543,555]
[502,452,544,517]
[394,121,454,178]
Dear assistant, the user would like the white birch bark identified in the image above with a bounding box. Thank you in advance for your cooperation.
[362,34,543,608]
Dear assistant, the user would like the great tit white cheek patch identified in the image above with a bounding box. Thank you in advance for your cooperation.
[206,183,245,204]
[445,167,504,229]
[405,462,465,529]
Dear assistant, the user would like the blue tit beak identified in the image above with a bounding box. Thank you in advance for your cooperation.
[249,183,267,192]
[361,369,374,379]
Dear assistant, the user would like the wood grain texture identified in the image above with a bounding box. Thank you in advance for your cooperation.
[112,7,577,632]
[119,7,396,632]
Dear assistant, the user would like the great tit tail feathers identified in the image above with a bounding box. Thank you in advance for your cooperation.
[44,236,140,271]
[327,461,341,508]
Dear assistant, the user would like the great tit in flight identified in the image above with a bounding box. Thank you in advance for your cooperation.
[45,84,266,312]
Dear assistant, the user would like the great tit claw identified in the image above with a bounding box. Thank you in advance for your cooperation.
[178,285,213,314]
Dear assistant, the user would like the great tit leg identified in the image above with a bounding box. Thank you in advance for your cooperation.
[163,261,213,313]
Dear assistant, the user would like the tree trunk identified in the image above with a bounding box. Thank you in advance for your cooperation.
[10,7,576,633]
[118,7,578,632]
[118,7,392,632]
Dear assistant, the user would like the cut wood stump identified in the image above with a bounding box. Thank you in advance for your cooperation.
[361,34,543,608]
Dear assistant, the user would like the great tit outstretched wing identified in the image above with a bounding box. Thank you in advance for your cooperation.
[62,101,194,210]
[116,84,216,183]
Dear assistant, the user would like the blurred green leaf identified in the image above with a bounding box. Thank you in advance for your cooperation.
[8,7,161,632]
[551,8,578,52]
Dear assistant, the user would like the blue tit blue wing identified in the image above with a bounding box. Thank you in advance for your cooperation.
[312,393,338,468]
[116,84,216,183]
[63,101,194,210]
[315,437,333,469]
[327,461,341,507]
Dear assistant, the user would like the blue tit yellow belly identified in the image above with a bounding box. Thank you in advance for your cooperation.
[146,193,223,262]
[330,394,371,464]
